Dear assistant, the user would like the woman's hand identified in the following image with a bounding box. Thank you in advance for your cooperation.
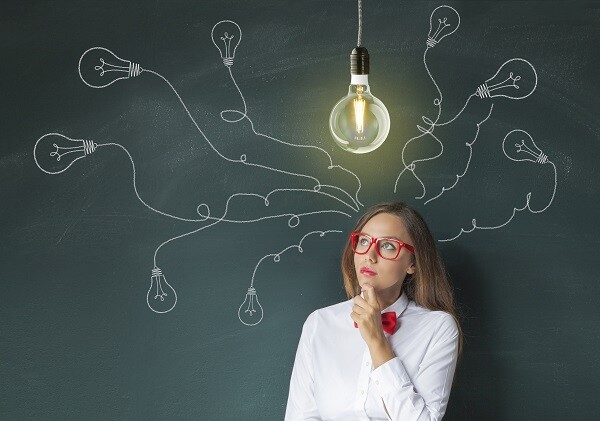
[351,284,385,345]
[351,283,396,368]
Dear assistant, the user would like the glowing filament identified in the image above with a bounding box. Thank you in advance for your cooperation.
[353,97,366,134]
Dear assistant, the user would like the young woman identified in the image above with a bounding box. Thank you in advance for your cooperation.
[285,202,462,420]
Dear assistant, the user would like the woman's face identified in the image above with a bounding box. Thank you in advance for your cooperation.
[353,212,415,300]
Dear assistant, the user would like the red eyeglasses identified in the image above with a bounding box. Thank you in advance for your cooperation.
[350,232,415,260]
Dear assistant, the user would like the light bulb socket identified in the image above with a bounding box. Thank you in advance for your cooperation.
[350,47,370,75]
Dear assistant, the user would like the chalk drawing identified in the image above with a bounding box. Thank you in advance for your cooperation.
[33,9,558,316]
[239,229,342,326]
[439,130,557,242]
[426,5,460,49]
[211,20,363,209]
[36,21,361,317]
[392,6,460,199]
[395,56,538,204]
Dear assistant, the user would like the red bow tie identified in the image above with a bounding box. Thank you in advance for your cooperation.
[354,311,397,335]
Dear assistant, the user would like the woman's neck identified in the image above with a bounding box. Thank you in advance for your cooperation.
[376,283,403,310]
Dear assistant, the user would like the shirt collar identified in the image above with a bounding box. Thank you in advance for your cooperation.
[381,291,410,315]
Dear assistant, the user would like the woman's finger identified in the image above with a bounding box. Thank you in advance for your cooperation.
[353,295,370,310]
[361,284,380,309]
[352,304,366,315]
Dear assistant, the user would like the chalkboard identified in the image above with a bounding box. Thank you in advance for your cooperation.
[2,0,599,419]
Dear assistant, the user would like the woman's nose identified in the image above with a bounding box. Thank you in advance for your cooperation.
[367,245,378,262]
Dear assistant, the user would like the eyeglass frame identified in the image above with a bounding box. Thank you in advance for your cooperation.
[350,232,415,260]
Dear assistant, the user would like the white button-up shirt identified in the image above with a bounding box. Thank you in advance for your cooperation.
[285,293,459,421]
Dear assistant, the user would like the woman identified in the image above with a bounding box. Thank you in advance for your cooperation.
[285,202,462,420]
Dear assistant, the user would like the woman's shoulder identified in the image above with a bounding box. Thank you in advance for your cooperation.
[302,299,354,331]
[408,303,459,338]
[306,299,352,320]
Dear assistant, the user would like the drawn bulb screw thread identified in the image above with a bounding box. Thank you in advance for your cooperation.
[516,140,548,164]
[220,32,235,67]
[95,58,142,78]
[243,287,258,315]
[477,72,521,98]
[151,267,169,301]
[427,18,450,47]
[51,139,97,162]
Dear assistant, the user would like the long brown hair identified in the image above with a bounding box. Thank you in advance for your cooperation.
[341,202,463,355]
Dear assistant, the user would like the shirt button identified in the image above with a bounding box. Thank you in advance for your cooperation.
[365,361,370,366]
[361,390,365,395]
[375,380,380,385]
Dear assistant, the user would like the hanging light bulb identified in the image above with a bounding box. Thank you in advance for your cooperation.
[330,0,390,154]
[147,267,177,314]
[502,129,548,164]
[33,132,98,175]
[475,58,537,100]
[238,287,264,326]
[78,47,143,89]
[426,5,460,48]
[211,20,242,67]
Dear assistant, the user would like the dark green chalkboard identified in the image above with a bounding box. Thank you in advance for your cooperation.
[2,1,599,419]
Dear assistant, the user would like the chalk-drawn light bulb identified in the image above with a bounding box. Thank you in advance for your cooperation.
[475,58,537,100]
[503,129,548,164]
[78,47,143,89]
[211,20,242,67]
[238,287,263,326]
[33,132,97,175]
[330,47,391,154]
[147,267,177,314]
[427,5,460,48]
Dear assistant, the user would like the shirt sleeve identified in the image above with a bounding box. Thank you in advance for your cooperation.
[369,313,459,421]
[284,311,322,421]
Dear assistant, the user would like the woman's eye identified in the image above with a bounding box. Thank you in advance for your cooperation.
[359,238,369,246]
[381,241,397,251]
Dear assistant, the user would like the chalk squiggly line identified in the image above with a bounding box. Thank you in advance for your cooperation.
[439,130,556,242]
[145,69,360,213]
[239,229,343,326]
[394,8,538,205]
[394,6,461,198]
[221,65,363,209]
[424,103,494,204]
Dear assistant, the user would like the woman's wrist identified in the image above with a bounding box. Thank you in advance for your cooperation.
[368,336,395,368]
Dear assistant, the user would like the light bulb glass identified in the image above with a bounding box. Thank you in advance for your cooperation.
[211,20,242,67]
[147,267,177,314]
[427,5,460,47]
[476,58,537,100]
[78,47,142,89]
[34,132,97,175]
[502,129,548,164]
[329,81,390,154]
[238,287,264,326]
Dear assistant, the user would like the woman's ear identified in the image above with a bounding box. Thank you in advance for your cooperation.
[407,263,415,275]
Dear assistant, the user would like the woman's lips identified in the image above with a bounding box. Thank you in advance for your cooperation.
[360,267,377,276]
